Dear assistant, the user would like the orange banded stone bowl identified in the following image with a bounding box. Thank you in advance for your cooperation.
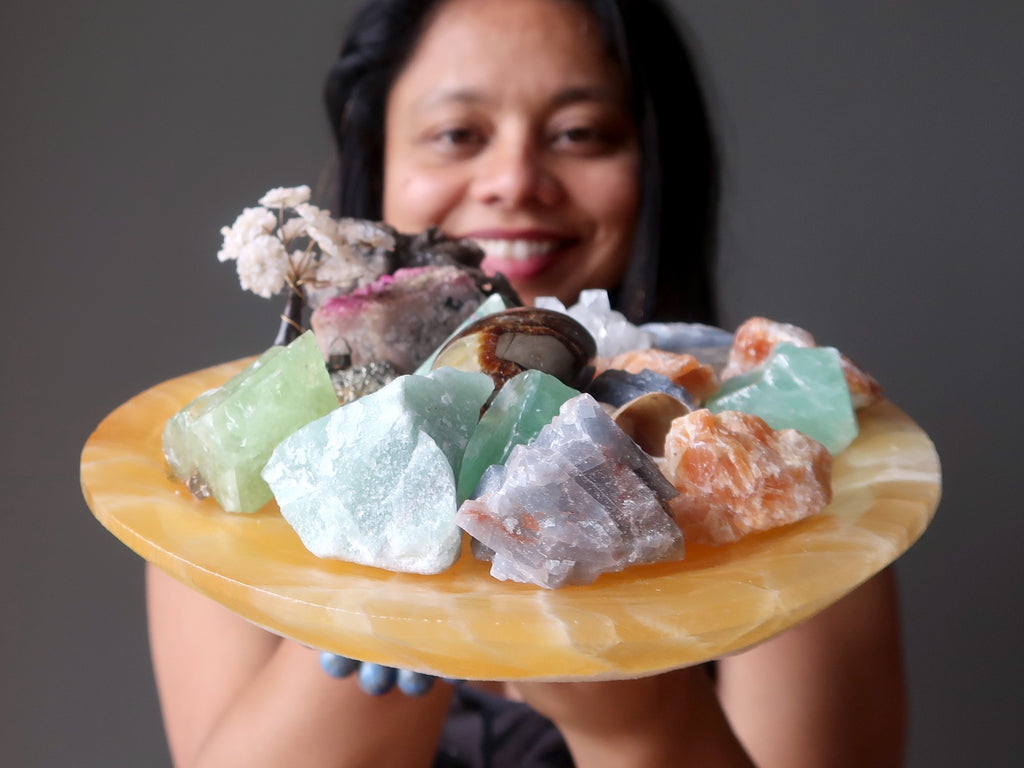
[80,358,940,681]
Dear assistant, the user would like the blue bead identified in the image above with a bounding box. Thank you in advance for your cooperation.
[358,663,398,695]
[397,669,436,697]
[319,652,359,678]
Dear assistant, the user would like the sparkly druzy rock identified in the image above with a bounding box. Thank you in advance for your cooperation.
[457,369,578,502]
[262,368,493,574]
[455,394,684,589]
[663,409,832,545]
[310,265,485,374]
[706,344,858,455]
[162,332,339,513]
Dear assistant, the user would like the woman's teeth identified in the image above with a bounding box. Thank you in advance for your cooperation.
[470,238,560,261]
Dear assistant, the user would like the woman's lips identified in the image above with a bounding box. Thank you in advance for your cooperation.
[459,231,576,281]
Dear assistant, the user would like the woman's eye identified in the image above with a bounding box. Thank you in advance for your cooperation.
[551,125,614,153]
[430,127,484,152]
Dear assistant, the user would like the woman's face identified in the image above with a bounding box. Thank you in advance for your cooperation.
[383,0,640,307]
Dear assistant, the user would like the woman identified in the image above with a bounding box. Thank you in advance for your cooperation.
[148,1,906,766]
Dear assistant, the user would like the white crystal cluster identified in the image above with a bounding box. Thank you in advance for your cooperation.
[536,290,654,357]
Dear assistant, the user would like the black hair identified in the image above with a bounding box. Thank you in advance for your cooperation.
[324,0,719,324]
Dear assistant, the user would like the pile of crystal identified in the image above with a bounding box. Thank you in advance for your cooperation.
[662,409,833,545]
[261,367,494,574]
[162,332,339,512]
[456,393,685,589]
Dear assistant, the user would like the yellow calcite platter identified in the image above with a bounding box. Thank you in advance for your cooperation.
[81,358,940,681]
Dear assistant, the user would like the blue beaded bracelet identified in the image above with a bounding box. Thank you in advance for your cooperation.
[319,652,438,697]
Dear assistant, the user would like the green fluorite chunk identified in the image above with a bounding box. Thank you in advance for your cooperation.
[262,368,493,574]
[162,331,339,512]
[706,344,857,455]
[458,369,578,502]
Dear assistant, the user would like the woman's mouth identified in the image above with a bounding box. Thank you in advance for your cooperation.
[462,234,575,281]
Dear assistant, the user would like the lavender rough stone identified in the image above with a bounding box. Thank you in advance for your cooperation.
[262,368,493,574]
[455,394,684,588]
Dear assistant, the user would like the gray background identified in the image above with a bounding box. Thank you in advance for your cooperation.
[2,1,1020,765]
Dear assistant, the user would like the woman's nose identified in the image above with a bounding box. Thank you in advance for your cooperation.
[471,138,562,209]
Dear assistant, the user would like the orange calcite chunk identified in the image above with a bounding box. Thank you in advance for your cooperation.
[597,349,719,402]
[663,409,833,545]
[722,317,883,409]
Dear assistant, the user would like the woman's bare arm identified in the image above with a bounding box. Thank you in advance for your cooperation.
[146,564,453,768]
[717,567,907,768]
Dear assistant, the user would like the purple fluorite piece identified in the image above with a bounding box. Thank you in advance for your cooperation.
[455,394,684,588]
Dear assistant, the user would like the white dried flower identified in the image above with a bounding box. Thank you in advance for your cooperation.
[314,252,364,287]
[280,216,308,244]
[217,207,277,262]
[295,203,347,259]
[339,218,397,251]
[258,185,311,208]
[235,234,290,298]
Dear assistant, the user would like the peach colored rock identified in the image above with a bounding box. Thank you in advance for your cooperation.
[596,349,719,403]
[663,409,833,545]
[721,317,883,409]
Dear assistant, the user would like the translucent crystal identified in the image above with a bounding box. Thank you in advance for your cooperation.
[536,289,653,357]
[639,321,734,371]
[162,332,339,512]
[663,409,833,545]
[457,369,578,502]
[706,344,857,455]
[596,348,718,403]
[456,394,684,588]
[262,368,493,574]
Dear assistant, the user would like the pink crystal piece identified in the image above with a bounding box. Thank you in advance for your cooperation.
[662,409,833,545]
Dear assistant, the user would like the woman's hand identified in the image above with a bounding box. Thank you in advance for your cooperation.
[511,667,755,768]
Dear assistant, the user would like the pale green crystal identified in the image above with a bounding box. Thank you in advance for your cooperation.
[162,332,339,512]
[706,344,857,455]
[458,369,578,501]
[262,368,493,573]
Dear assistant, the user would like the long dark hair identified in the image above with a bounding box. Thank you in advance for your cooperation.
[324,0,719,324]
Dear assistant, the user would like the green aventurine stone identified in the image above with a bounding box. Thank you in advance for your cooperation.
[162,331,339,512]
[262,368,493,574]
[458,369,578,502]
[706,344,857,455]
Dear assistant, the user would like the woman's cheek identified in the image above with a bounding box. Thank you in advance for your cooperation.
[384,170,464,233]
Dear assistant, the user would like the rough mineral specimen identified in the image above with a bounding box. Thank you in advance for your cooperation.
[455,394,684,588]
[414,293,508,375]
[639,321,734,372]
[162,331,339,513]
[596,349,719,403]
[457,369,579,502]
[722,316,883,409]
[662,409,833,545]
[310,265,486,374]
[706,344,858,455]
[261,368,493,574]
[536,289,654,357]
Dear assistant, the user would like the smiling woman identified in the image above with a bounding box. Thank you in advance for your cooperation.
[145,1,907,767]
[381,0,641,307]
